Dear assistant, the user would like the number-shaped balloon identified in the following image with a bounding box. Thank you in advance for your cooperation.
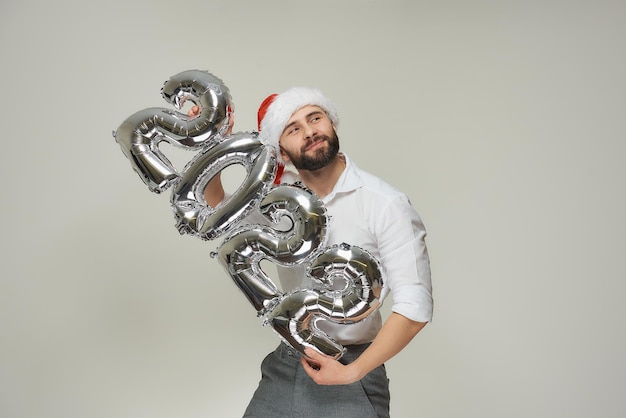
[113,70,232,193]
[170,131,277,240]
[263,243,383,358]
[216,184,329,311]
[114,70,386,359]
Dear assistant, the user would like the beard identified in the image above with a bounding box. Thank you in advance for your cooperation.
[282,132,340,171]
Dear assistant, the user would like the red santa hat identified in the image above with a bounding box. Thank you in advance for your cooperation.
[257,93,278,131]
[257,87,339,166]
[257,93,283,184]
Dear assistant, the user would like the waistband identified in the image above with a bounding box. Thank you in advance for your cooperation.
[275,341,371,365]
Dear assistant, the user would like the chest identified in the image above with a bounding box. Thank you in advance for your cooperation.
[324,193,379,258]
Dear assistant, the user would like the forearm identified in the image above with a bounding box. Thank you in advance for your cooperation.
[203,173,225,207]
[349,312,426,380]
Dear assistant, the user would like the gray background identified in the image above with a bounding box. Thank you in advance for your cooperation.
[1,0,624,417]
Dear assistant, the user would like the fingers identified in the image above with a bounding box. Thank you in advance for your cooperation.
[187,105,200,117]
[303,348,325,371]
[304,347,327,361]
[302,349,322,371]
[301,356,320,372]
[304,348,319,359]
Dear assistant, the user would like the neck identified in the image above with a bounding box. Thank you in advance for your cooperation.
[298,153,346,198]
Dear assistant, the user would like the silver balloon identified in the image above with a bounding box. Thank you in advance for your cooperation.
[216,184,329,312]
[171,132,277,240]
[114,69,388,361]
[263,243,385,359]
[113,70,232,193]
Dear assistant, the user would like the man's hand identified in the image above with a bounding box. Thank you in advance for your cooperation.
[301,313,427,386]
[188,104,235,135]
[187,105,201,118]
[301,348,362,385]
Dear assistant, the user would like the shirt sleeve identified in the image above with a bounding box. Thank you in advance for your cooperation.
[375,194,433,323]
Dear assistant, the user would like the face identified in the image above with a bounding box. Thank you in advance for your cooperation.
[279,105,340,171]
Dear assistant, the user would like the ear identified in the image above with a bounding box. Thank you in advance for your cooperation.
[279,146,291,163]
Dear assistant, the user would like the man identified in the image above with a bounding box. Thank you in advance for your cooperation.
[194,87,432,417]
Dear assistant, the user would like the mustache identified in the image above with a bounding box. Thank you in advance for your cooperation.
[302,135,329,152]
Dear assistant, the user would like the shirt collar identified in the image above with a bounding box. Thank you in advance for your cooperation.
[322,153,363,204]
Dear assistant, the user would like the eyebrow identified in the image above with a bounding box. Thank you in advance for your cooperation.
[282,110,325,134]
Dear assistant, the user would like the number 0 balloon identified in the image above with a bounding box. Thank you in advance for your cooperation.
[113,70,386,358]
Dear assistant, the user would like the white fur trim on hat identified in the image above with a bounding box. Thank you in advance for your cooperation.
[258,87,339,164]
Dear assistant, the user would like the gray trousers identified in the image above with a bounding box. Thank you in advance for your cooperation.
[243,343,390,418]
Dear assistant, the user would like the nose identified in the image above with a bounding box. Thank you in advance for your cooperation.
[304,124,317,139]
